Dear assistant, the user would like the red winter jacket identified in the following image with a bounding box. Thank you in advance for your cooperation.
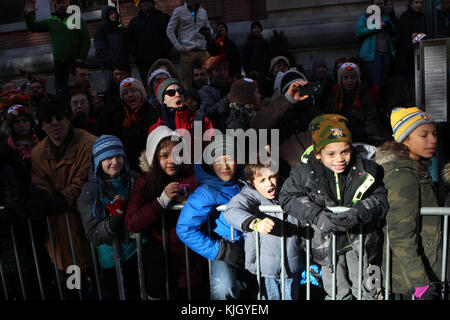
[125,163,206,288]
[148,107,214,136]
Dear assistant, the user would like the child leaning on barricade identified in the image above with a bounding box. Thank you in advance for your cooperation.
[224,159,305,300]
[279,114,388,300]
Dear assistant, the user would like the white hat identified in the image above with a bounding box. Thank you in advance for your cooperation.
[145,125,184,166]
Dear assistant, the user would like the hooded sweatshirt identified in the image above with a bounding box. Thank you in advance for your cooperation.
[94,6,129,68]
[176,164,244,261]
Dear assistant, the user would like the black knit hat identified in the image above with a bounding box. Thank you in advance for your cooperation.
[39,96,71,123]
[280,70,307,94]
[251,21,263,31]
[229,78,257,105]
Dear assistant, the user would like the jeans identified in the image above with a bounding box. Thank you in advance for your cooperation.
[262,275,300,300]
[366,51,391,86]
[321,250,379,300]
[210,260,257,300]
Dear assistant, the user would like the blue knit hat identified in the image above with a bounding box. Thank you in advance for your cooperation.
[92,135,127,175]
[90,135,132,219]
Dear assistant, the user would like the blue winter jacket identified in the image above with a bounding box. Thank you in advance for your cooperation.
[176,164,244,261]
[355,12,396,62]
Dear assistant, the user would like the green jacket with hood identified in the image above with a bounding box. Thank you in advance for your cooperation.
[375,147,442,294]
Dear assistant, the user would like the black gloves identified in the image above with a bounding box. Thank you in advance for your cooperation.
[328,208,360,232]
[109,215,123,233]
[48,192,69,216]
[409,283,441,300]
[314,210,336,233]
[27,185,51,220]
[215,239,244,269]
[27,185,69,220]
[314,208,362,233]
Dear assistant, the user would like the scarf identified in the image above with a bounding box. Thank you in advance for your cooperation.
[47,125,74,162]
[122,101,144,128]
[7,134,39,160]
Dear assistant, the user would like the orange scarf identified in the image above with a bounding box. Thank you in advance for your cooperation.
[123,101,144,128]
[337,84,361,112]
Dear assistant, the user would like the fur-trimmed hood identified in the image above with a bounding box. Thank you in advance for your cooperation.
[442,162,450,183]
[374,143,411,166]
[138,151,151,173]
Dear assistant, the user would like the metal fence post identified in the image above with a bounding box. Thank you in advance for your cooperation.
[306,223,311,301]
[255,231,261,300]
[161,211,170,299]
[185,245,192,300]
[27,219,45,300]
[0,254,9,300]
[64,213,83,300]
[112,237,126,300]
[135,233,148,300]
[281,213,285,300]
[332,233,336,300]
[89,241,103,300]
[385,225,390,301]
[9,225,27,300]
[357,225,364,300]
[441,215,448,300]
[46,217,64,300]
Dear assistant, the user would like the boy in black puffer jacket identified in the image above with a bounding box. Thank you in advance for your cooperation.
[279,114,388,300]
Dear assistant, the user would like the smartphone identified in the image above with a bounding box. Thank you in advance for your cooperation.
[298,82,322,97]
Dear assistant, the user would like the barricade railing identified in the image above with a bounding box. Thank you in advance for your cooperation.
[0,205,448,300]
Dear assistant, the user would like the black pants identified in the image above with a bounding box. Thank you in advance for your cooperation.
[54,60,73,93]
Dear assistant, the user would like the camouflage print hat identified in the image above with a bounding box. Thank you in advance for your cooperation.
[309,114,352,152]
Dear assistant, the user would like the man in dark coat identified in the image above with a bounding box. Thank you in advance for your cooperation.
[126,0,171,87]
[94,5,129,90]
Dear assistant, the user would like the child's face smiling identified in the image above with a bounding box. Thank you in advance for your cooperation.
[316,142,351,174]
[251,168,278,200]
[213,155,237,182]
[101,155,124,179]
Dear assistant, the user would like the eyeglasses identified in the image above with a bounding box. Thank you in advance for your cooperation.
[71,99,88,107]
[165,88,184,97]
[42,113,66,123]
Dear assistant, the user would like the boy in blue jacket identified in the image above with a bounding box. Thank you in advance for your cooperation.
[176,134,256,300]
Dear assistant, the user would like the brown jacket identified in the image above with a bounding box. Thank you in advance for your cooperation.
[31,128,97,270]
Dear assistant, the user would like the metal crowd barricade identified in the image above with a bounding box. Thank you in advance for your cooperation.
[1,205,449,301]
[384,207,450,300]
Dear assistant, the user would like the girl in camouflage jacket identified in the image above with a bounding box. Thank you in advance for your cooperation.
[375,107,442,300]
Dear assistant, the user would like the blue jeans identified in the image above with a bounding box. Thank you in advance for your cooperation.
[262,276,300,300]
[366,51,391,86]
[210,260,256,300]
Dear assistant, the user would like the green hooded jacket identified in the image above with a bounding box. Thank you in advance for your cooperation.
[375,147,442,294]
[25,12,90,62]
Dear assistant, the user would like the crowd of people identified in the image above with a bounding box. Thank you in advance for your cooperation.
[0,0,450,301]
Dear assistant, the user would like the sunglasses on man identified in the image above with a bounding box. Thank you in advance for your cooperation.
[42,112,66,123]
[165,88,184,97]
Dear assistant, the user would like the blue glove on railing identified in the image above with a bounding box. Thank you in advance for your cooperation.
[300,264,322,286]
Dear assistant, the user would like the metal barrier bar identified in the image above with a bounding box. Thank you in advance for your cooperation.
[255,231,261,300]
[89,241,103,300]
[280,214,285,300]
[441,215,448,299]
[64,213,83,300]
[357,230,363,300]
[9,225,27,300]
[306,223,311,301]
[46,217,64,300]
[161,211,170,299]
[207,215,212,300]
[331,233,336,300]
[184,245,192,300]
[0,253,9,300]
[385,224,390,301]
[27,219,45,299]
[112,237,126,300]
[135,233,147,300]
